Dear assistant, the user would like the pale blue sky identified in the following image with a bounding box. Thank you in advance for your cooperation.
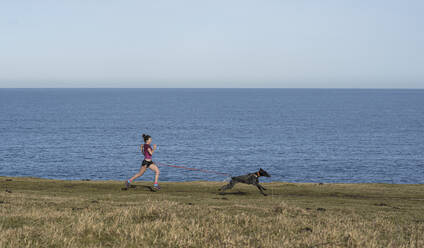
[1,0,423,88]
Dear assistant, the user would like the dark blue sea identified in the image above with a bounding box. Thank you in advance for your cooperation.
[1,89,423,184]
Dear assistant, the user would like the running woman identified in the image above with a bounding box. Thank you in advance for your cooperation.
[125,134,160,190]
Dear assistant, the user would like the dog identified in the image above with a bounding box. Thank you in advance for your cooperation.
[219,168,271,196]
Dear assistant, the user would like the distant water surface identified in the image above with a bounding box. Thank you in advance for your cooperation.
[0,89,423,183]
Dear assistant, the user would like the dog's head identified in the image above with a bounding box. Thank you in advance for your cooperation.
[259,168,271,177]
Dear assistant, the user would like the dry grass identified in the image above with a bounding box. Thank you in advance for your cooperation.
[1,177,423,247]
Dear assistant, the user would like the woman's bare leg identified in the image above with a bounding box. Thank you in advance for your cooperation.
[129,165,147,182]
[149,163,160,185]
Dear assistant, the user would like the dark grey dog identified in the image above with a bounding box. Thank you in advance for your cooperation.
[219,168,271,196]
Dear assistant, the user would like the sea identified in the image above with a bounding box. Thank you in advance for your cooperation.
[0,88,423,184]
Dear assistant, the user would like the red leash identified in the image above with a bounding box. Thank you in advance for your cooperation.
[156,162,231,177]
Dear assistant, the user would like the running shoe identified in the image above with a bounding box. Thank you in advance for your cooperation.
[153,184,161,190]
[125,180,130,189]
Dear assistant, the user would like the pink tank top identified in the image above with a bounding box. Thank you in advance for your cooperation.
[143,144,152,160]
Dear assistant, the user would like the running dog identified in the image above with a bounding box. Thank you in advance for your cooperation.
[219,168,271,196]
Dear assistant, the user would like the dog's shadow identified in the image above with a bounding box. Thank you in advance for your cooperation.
[218,191,247,196]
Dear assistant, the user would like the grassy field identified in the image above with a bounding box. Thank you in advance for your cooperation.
[1,177,423,247]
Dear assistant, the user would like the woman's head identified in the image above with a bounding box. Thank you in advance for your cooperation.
[142,134,152,144]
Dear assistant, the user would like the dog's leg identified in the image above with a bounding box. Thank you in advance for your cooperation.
[219,180,236,192]
[255,184,267,196]
[258,183,267,191]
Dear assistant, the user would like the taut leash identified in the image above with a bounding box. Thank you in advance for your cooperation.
[156,162,231,177]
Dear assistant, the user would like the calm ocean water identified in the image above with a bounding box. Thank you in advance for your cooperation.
[0,89,423,183]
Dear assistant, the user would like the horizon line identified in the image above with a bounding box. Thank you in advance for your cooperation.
[1,87,424,90]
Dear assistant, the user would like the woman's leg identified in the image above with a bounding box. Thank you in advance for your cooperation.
[148,163,160,185]
[129,165,147,183]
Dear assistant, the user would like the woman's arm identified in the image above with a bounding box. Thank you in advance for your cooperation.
[147,144,157,155]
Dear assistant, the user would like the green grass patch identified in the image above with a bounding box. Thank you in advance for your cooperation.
[1,177,423,247]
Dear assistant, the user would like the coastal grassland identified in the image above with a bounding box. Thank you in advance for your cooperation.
[1,177,423,247]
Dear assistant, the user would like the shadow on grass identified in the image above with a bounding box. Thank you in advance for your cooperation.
[219,191,248,195]
[143,186,156,192]
[120,185,157,192]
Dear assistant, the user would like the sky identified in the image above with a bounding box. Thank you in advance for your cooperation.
[0,0,423,88]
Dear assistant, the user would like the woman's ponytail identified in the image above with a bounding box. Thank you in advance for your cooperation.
[142,134,151,142]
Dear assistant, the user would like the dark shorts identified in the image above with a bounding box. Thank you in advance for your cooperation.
[142,160,154,168]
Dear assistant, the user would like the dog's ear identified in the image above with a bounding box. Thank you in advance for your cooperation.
[259,168,271,177]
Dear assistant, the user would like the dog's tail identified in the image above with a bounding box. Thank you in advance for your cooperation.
[224,176,232,182]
